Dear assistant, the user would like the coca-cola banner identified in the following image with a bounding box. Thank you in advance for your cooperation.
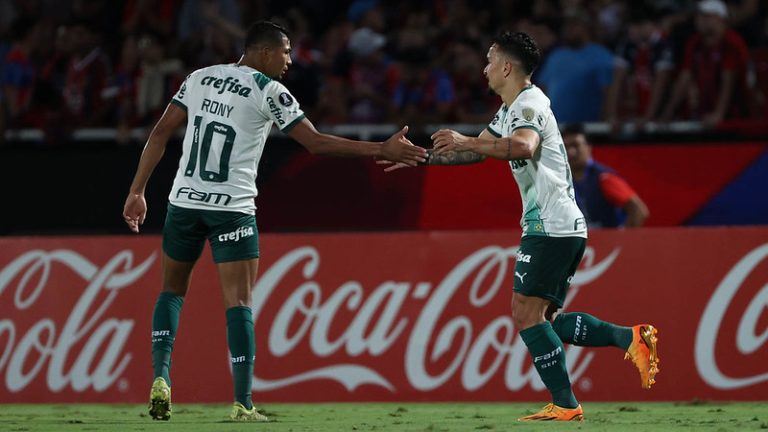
[1,228,766,403]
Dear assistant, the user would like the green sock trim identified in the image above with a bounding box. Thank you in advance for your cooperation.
[226,306,255,410]
[151,292,184,386]
[552,312,633,350]
[520,322,578,409]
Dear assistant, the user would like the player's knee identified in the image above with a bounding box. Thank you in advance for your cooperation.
[544,303,560,322]
[222,287,252,309]
[161,283,188,297]
[511,300,543,330]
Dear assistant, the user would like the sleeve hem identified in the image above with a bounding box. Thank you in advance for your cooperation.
[486,127,502,138]
[281,113,306,133]
[511,125,544,141]
[171,98,187,111]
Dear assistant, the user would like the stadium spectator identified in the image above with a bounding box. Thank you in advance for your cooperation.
[275,8,322,120]
[661,0,752,128]
[0,0,19,59]
[177,0,243,68]
[1,16,45,127]
[605,7,675,131]
[347,0,385,33]
[450,40,499,123]
[345,27,394,123]
[590,0,626,49]
[563,123,649,228]
[1,0,768,139]
[113,32,185,143]
[61,19,112,128]
[33,21,74,140]
[121,0,178,37]
[725,0,762,48]
[534,8,615,124]
[389,49,456,126]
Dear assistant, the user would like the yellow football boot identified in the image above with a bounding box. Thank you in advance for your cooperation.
[230,401,269,422]
[148,377,171,421]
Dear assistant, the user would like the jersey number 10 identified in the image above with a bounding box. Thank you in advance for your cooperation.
[183,115,236,182]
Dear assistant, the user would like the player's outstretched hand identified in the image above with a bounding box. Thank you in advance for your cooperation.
[123,193,147,233]
[381,126,427,166]
[431,129,470,154]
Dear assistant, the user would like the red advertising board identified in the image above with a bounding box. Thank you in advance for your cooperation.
[0,228,766,403]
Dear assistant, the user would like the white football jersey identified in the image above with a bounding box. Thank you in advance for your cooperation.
[168,63,305,213]
[487,85,587,238]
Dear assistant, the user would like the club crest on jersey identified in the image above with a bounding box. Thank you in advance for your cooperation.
[279,92,294,107]
[200,76,252,97]
[522,107,535,121]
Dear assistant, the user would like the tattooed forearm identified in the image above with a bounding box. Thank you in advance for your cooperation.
[427,149,486,165]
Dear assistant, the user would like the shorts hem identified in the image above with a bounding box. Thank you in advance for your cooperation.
[162,247,202,263]
[213,252,260,264]
[512,288,564,308]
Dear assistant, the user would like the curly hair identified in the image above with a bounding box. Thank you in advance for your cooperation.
[492,31,541,76]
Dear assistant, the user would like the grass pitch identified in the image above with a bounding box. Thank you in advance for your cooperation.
[1,401,767,431]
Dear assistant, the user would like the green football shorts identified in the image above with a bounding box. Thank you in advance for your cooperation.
[512,235,586,307]
[162,203,260,263]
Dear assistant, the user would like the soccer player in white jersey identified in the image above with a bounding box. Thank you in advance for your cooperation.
[122,21,426,422]
[389,31,660,421]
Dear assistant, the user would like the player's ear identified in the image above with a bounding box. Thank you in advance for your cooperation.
[503,60,512,78]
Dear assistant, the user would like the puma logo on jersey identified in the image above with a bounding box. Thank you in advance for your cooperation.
[200,76,252,97]
[218,226,254,243]
[515,271,527,284]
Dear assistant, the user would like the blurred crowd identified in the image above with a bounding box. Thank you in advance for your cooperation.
[1,0,767,144]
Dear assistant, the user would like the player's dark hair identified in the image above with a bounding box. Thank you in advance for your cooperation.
[561,122,586,136]
[244,20,289,51]
[493,31,541,76]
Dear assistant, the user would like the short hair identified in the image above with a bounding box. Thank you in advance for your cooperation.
[244,20,289,51]
[561,122,586,136]
[492,31,541,76]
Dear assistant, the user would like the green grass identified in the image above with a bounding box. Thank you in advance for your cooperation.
[1,402,767,431]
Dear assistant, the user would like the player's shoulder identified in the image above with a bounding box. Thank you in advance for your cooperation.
[512,85,550,110]
[252,75,299,109]
[187,64,221,79]
[257,74,291,96]
[179,64,224,89]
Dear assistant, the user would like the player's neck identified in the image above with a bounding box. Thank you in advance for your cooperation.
[236,54,260,71]
[500,77,532,106]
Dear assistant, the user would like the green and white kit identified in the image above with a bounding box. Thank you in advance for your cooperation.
[169,63,305,214]
[486,85,587,238]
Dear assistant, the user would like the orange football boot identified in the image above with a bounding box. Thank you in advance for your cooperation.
[518,403,584,421]
[624,324,660,389]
